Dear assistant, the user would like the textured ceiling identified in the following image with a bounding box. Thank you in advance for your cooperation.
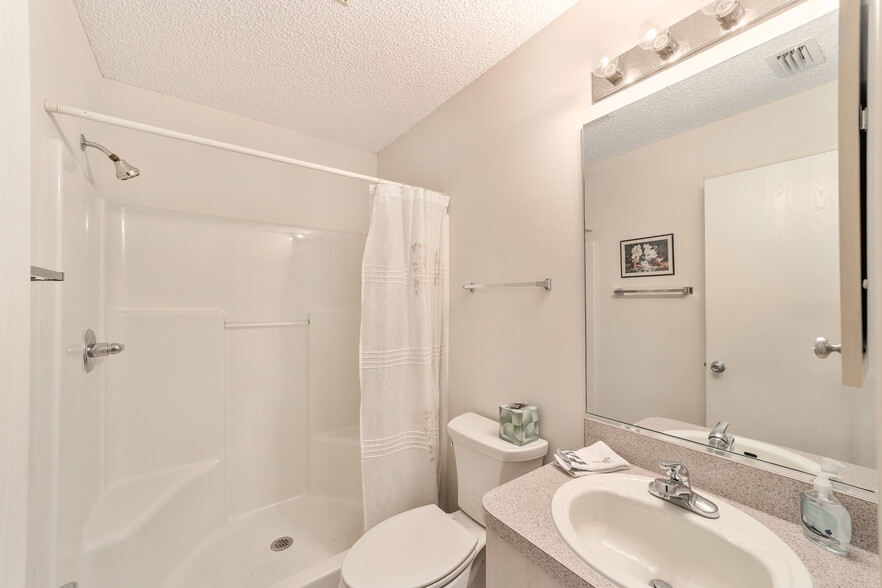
[72,0,580,152]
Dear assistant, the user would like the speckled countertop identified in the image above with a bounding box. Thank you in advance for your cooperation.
[483,463,880,588]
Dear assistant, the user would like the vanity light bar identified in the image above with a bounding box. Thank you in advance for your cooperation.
[592,0,804,103]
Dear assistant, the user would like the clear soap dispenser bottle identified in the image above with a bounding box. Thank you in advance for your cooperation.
[799,458,851,555]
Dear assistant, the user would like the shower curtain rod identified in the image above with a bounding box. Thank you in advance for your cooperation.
[44,100,403,186]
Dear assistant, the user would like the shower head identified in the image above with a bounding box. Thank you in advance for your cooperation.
[112,158,140,181]
[80,134,140,180]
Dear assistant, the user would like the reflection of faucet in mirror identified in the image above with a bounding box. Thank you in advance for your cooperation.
[708,421,735,451]
[648,461,719,519]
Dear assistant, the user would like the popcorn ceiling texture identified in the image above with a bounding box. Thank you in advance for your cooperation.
[71,0,579,152]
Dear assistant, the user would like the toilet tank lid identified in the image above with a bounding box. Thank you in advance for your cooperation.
[447,412,548,462]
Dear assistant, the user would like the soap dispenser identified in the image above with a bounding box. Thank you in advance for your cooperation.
[799,458,851,555]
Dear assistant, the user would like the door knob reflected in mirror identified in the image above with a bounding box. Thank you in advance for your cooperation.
[710,361,726,373]
[83,328,126,373]
[813,336,842,359]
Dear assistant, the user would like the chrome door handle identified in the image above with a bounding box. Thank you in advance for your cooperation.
[813,336,841,359]
[83,329,125,373]
[87,342,125,358]
[710,360,726,373]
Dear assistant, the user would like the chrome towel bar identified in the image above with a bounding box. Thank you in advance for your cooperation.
[463,278,552,292]
[613,286,693,296]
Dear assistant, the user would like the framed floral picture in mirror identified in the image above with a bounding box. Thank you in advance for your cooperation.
[620,233,674,277]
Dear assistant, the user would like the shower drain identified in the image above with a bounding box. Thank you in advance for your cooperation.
[270,536,294,552]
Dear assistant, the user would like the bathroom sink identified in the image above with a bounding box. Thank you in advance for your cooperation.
[665,430,821,474]
[551,474,812,588]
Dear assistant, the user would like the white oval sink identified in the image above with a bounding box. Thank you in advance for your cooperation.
[665,430,821,474]
[551,474,813,588]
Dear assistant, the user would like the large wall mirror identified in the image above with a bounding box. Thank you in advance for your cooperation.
[582,8,876,494]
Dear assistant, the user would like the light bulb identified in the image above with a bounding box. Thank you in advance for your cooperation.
[592,55,623,86]
[700,0,746,30]
[638,18,680,61]
[642,28,679,61]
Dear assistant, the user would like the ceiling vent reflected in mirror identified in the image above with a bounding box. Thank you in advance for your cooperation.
[765,37,826,77]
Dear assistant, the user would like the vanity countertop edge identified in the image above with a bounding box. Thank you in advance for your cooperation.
[482,463,880,588]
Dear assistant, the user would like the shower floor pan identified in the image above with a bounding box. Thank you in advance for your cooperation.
[163,495,362,588]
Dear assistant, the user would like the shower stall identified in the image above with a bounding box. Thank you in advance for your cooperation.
[34,109,372,587]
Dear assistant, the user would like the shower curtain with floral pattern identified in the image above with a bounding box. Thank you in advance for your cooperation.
[359,182,449,531]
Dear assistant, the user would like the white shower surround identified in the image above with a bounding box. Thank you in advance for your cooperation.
[56,183,369,586]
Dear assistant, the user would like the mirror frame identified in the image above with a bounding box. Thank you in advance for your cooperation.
[838,0,869,387]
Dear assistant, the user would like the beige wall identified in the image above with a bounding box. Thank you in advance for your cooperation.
[94,79,376,233]
[377,0,845,511]
[585,82,840,425]
[378,4,598,508]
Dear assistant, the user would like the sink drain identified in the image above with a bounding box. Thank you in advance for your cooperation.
[270,536,293,552]
[649,581,673,588]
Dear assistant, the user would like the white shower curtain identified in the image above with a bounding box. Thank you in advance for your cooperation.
[359,182,449,531]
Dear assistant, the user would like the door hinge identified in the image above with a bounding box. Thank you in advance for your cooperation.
[860,106,868,131]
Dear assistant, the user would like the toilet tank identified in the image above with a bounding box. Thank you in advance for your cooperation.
[447,412,548,525]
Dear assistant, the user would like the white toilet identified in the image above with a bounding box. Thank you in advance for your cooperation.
[339,412,548,588]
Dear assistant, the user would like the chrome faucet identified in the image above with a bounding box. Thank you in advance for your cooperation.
[707,421,735,451]
[648,462,719,519]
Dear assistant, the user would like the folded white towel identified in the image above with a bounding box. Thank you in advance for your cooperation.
[553,441,630,477]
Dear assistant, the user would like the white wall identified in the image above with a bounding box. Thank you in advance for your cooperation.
[26,0,105,585]
[1,0,32,586]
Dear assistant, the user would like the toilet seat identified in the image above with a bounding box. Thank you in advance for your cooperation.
[340,504,478,588]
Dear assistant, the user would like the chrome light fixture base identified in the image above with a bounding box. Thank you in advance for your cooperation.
[591,0,803,104]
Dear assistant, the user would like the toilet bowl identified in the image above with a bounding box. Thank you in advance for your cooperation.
[340,412,548,588]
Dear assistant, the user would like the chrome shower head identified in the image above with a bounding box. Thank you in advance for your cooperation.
[80,134,140,180]
[113,158,140,180]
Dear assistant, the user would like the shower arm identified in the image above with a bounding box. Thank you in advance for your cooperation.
[80,135,120,161]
